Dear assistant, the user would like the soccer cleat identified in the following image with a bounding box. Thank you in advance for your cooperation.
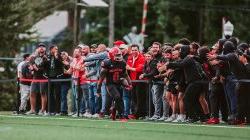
[110,107,116,121]
[206,118,220,124]
[128,114,137,120]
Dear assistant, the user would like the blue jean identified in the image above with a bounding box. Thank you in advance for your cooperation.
[71,83,77,113]
[89,83,101,114]
[79,84,90,113]
[60,83,70,113]
[73,83,90,114]
[151,84,164,117]
[224,75,237,115]
[123,89,130,117]
[100,84,107,113]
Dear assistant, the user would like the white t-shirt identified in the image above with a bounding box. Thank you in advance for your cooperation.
[17,61,25,78]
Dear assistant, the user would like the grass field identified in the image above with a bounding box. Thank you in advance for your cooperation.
[0,113,250,140]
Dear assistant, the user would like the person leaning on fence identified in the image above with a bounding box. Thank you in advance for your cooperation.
[60,51,71,116]
[26,43,48,115]
[83,44,109,117]
[141,42,164,121]
[46,45,64,115]
[126,44,146,119]
[18,54,32,114]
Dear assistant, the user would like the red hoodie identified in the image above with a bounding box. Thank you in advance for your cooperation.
[126,53,145,80]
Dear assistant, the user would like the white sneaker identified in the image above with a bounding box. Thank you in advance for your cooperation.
[83,112,92,118]
[38,110,46,116]
[92,113,99,118]
[72,113,82,117]
[25,110,36,115]
[165,114,177,122]
[158,116,168,121]
[69,112,76,116]
[172,114,186,123]
[149,115,160,121]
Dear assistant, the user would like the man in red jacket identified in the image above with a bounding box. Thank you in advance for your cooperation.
[126,44,146,119]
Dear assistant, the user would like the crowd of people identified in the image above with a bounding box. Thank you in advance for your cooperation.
[16,37,250,125]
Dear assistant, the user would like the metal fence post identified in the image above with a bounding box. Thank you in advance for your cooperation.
[47,78,51,114]
[148,81,152,118]
[15,77,20,114]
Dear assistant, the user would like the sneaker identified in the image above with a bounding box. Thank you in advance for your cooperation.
[72,113,82,117]
[83,112,92,118]
[200,114,210,122]
[158,116,168,121]
[165,114,177,122]
[55,113,61,116]
[18,110,26,115]
[69,112,76,116]
[25,110,36,115]
[92,113,100,118]
[206,118,220,124]
[228,119,245,125]
[59,112,68,116]
[186,117,199,123]
[38,110,46,116]
[149,115,160,121]
[172,114,186,123]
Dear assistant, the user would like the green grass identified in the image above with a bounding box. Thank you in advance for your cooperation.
[0,114,250,140]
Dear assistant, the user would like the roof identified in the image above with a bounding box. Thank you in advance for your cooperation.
[80,0,108,7]
[30,11,68,41]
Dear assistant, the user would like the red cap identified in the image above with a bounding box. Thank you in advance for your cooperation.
[113,40,125,47]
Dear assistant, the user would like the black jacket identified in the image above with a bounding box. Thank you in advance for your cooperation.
[217,53,248,79]
[168,56,206,84]
[143,53,163,82]
[46,54,64,78]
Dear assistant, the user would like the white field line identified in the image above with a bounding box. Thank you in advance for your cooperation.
[0,114,249,130]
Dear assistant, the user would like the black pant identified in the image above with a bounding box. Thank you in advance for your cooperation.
[184,81,207,119]
[48,79,61,113]
[209,82,228,120]
[236,82,250,122]
[131,82,147,118]
[105,84,124,116]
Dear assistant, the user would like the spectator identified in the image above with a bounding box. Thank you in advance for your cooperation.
[18,54,32,113]
[26,43,48,115]
[142,42,164,120]
[126,44,146,119]
[47,45,64,115]
[83,44,108,117]
[60,51,71,116]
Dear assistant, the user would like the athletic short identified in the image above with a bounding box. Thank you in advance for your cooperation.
[167,83,178,95]
[30,82,47,94]
[177,83,187,93]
